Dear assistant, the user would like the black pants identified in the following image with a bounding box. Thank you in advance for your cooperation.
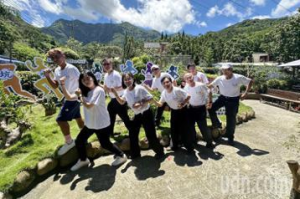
[130,108,164,157]
[75,126,124,161]
[170,107,194,151]
[155,102,167,126]
[208,95,239,140]
[107,98,131,135]
[188,105,212,144]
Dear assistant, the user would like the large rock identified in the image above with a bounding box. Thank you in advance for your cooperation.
[236,115,244,124]
[139,138,149,149]
[11,170,36,193]
[86,141,105,159]
[159,136,170,147]
[36,158,58,176]
[59,147,79,167]
[211,128,220,139]
[0,192,12,199]
[248,110,256,119]
[241,113,249,122]
[117,138,130,151]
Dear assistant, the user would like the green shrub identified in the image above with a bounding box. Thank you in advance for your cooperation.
[13,42,43,62]
[16,71,40,96]
[266,79,288,89]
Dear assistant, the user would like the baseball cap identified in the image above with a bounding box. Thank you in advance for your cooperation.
[221,63,233,69]
[151,64,160,70]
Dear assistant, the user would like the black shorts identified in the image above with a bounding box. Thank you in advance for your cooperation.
[56,100,81,122]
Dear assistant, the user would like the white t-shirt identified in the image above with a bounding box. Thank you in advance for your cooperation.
[194,72,209,84]
[151,72,174,93]
[184,82,209,106]
[104,70,124,98]
[160,87,188,110]
[211,73,251,97]
[54,63,80,101]
[83,86,110,130]
[123,85,153,115]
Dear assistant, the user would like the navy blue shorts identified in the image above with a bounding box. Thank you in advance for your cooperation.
[56,100,81,122]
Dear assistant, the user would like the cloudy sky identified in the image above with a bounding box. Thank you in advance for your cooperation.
[3,0,300,35]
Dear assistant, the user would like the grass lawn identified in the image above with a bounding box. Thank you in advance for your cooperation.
[0,101,253,192]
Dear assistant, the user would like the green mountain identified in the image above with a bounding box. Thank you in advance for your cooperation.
[42,19,161,45]
[0,3,57,62]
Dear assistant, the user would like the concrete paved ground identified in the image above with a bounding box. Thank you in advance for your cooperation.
[21,100,300,199]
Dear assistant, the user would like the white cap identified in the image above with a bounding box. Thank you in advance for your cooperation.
[221,63,233,69]
[151,64,160,70]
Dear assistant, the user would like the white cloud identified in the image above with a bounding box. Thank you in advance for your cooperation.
[207,5,220,18]
[37,0,64,15]
[252,15,270,19]
[62,0,196,33]
[195,21,207,28]
[3,0,46,27]
[271,0,300,17]
[206,3,252,20]
[249,0,266,6]
[226,23,233,27]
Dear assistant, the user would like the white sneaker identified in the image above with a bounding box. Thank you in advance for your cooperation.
[71,159,90,171]
[111,155,127,166]
[58,140,75,156]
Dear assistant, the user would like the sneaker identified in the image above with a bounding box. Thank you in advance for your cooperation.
[112,155,127,166]
[58,140,75,156]
[71,159,90,171]
[206,143,214,149]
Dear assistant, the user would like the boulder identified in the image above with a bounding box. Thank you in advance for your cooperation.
[220,125,227,136]
[236,115,243,124]
[58,147,79,167]
[86,141,104,159]
[159,136,170,147]
[118,138,130,151]
[36,158,58,176]
[211,128,220,139]
[11,170,36,193]
[248,110,256,119]
[139,138,149,149]
[0,192,12,199]
[242,113,248,122]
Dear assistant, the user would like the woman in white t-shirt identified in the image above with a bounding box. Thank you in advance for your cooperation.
[61,72,127,171]
[112,73,164,159]
[154,76,194,153]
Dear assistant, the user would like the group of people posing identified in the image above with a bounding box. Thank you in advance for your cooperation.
[44,49,253,171]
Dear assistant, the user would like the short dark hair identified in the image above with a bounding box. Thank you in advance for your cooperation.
[79,72,99,97]
[187,62,196,69]
[161,76,172,84]
[101,58,113,64]
[122,73,136,89]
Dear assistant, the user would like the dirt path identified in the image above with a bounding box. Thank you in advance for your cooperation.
[21,100,300,199]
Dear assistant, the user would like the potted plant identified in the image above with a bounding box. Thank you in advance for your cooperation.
[41,94,57,116]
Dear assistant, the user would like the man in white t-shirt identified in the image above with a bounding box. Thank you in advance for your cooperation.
[184,73,213,148]
[187,63,209,84]
[207,64,253,146]
[143,64,176,127]
[102,58,131,136]
[44,49,84,156]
